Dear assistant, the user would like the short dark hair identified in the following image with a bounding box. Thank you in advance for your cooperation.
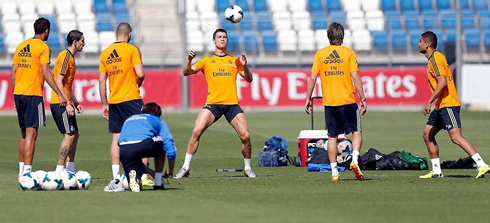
[67,30,83,46]
[142,102,162,117]
[421,31,438,49]
[213,28,227,39]
[34,17,50,35]
[327,22,344,45]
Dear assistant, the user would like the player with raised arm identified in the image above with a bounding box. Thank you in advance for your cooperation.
[99,22,145,192]
[418,31,490,179]
[175,28,256,178]
[11,17,67,181]
[304,22,367,182]
[49,30,85,173]
[118,102,176,192]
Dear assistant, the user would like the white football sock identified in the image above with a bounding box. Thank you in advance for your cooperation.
[352,150,360,164]
[244,158,251,170]
[112,165,120,180]
[431,158,441,174]
[154,172,162,186]
[55,165,64,173]
[471,153,487,168]
[66,162,75,172]
[141,173,148,180]
[23,165,32,173]
[182,153,193,170]
[331,162,339,176]
[19,162,24,176]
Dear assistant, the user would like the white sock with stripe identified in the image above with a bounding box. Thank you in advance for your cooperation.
[19,162,24,176]
[471,153,487,168]
[431,158,441,174]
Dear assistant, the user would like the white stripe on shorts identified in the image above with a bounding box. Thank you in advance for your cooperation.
[38,102,43,127]
[447,108,458,129]
[356,108,362,132]
[62,110,69,133]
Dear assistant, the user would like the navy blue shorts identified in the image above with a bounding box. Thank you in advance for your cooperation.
[427,106,462,131]
[119,137,164,183]
[324,103,361,137]
[50,104,78,134]
[204,104,243,123]
[14,95,45,128]
[108,99,143,133]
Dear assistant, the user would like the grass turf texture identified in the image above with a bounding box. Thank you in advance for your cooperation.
[1,111,489,223]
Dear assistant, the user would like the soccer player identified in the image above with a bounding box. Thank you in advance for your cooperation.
[49,30,85,173]
[99,22,145,192]
[175,28,256,178]
[304,22,367,182]
[11,17,67,180]
[418,31,490,179]
[117,102,176,192]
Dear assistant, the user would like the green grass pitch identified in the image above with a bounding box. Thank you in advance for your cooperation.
[0,111,489,223]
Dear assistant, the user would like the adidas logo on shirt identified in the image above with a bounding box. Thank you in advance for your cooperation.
[18,44,32,57]
[323,50,343,64]
[105,49,122,65]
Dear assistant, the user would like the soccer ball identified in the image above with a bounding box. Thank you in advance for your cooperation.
[60,171,78,190]
[34,170,47,190]
[337,139,353,163]
[19,172,39,191]
[225,5,244,24]
[43,171,63,191]
[75,171,92,190]
[121,174,129,189]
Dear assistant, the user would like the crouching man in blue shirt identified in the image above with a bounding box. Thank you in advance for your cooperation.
[118,102,176,192]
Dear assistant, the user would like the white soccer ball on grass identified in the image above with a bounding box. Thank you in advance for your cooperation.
[61,171,78,190]
[75,171,92,190]
[19,172,39,191]
[43,171,63,191]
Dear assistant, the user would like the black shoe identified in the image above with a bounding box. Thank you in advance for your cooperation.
[153,184,168,190]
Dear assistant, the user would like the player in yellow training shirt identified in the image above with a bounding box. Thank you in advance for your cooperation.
[99,22,145,192]
[175,28,256,179]
[418,31,489,179]
[11,17,67,181]
[49,30,85,174]
[305,23,367,182]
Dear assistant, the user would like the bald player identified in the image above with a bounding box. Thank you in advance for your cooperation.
[99,22,145,192]
[175,28,256,179]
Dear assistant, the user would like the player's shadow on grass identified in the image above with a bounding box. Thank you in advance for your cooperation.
[445,175,472,178]
[189,175,274,179]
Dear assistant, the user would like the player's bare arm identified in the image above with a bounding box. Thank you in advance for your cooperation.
[42,64,67,107]
[71,90,83,114]
[164,159,175,179]
[351,71,367,115]
[55,73,75,116]
[10,65,17,91]
[238,54,253,82]
[99,72,109,120]
[134,64,145,87]
[183,50,199,76]
[305,72,319,115]
[424,75,447,115]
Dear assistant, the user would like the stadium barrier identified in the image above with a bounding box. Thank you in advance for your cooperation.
[461,64,490,111]
[0,67,431,111]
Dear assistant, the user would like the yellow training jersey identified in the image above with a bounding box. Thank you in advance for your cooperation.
[12,38,51,97]
[99,42,142,104]
[193,54,244,104]
[312,45,359,106]
[426,51,460,110]
[50,49,76,103]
